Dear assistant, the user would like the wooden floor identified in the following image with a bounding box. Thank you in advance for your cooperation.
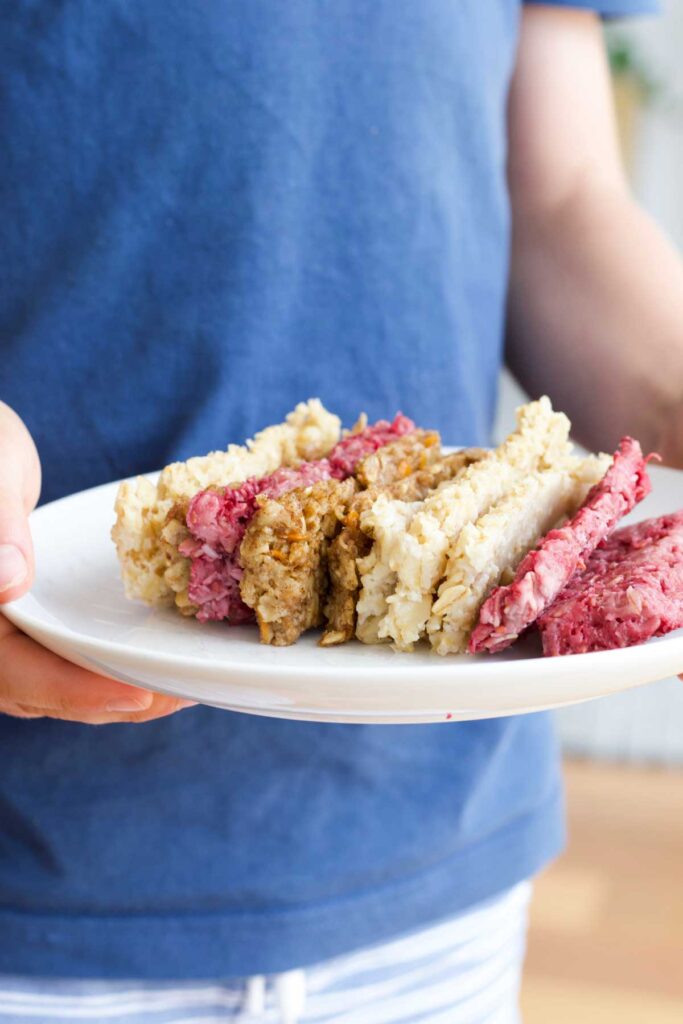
[521,760,683,1023]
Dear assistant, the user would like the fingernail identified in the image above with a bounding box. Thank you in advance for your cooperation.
[0,545,28,593]
[105,694,154,713]
[176,700,198,710]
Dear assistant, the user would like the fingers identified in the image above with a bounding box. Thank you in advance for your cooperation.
[0,615,196,725]
[5,690,197,726]
[0,403,42,603]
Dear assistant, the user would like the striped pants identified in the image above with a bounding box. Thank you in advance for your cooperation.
[0,883,530,1024]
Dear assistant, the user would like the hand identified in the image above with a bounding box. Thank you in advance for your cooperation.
[0,402,195,724]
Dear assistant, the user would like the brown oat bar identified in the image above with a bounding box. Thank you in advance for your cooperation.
[321,489,377,648]
[240,478,357,646]
[354,429,441,488]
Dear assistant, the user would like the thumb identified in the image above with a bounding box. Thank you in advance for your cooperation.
[0,404,41,602]
[0,486,34,599]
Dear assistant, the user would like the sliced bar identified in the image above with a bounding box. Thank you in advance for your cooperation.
[470,438,651,654]
[111,399,341,608]
[181,415,415,623]
[358,397,571,650]
[324,447,486,646]
[240,430,440,645]
[428,455,611,655]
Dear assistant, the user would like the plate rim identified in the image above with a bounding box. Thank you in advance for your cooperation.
[7,587,682,680]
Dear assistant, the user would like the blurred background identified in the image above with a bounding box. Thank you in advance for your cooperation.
[498,3,683,1019]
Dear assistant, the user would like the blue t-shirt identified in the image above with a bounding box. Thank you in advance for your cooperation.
[0,0,656,978]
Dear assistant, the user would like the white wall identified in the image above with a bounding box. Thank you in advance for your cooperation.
[625,0,683,251]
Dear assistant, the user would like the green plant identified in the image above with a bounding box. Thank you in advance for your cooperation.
[606,31,660,102]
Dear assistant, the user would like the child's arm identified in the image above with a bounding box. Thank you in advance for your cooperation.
[506,5,683,467]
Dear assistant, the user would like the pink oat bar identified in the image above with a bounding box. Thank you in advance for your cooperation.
[179,415,415,622]
[538,511,683,655]
[469,437,653,654]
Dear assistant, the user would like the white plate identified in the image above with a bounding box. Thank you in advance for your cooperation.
[4,465,683,724]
